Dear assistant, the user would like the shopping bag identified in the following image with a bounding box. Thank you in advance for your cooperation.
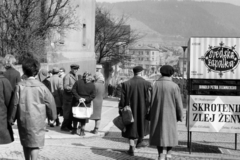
[113,116,126,132]
[121,105,134,125]
[72,102,93,119]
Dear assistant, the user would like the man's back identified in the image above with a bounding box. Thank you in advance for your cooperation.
[119,75,151,139]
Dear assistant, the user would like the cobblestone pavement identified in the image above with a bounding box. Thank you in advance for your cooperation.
[1,98,240,160]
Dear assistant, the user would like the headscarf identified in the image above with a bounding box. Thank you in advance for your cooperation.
[38,68,48,82]
[82,72,93,83]
[94,72,105,83]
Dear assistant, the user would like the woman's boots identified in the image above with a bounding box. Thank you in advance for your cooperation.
[79,129,85,136]
[90,127,98,134]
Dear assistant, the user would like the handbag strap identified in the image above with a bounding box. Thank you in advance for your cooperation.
[78,101,87,108]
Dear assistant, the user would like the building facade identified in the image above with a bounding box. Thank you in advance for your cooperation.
[123,44,167,76]
[47,0,96,74]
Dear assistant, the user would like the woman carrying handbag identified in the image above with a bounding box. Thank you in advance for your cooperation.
[71,72,96,136]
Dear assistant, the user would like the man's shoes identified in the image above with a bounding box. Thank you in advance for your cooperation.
[60,127,70,132]
[126,146,135,156]
[56,121,61,127]
[126,150,134,156]
[71,128,77,135]
[136,141,149,149]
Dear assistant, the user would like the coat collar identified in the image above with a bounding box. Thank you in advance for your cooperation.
[158,76,172,81]
[69,72,78,81]
[132,75,145,80]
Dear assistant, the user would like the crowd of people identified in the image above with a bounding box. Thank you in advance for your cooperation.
[0,53,183,160]
[0,54,105,160]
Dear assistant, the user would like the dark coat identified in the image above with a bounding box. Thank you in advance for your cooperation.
[3,67,21,89]
[72,79,96,107]
[150,77,183,147]
[9,78,57,147]
[0,75,14,144]
[119,76,152,139]
[62,71,78,119]
[91,80,105,120]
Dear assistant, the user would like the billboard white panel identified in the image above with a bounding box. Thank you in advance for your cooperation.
[189,37,240,79]
[189,95,240,133]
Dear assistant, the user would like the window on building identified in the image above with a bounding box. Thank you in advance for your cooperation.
[152,52,154,55]
[152,58,154,61]
[147,58,149,61]
[147,52,149,55]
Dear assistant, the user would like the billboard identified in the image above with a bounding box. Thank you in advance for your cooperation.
[189,95,240,133]
[189,37,240,79]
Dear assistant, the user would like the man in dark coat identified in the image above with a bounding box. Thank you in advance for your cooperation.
[119,66,152,156]
[0,57,14,145]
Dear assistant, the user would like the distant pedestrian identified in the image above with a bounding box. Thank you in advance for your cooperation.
[49,67,63,127]
[59,67,66,79]
[150,65,183,160]
[37,68,51,91]
[119,66,152,156]
[72,72,96,136]
[9,58,56,160]
[61,64,79,132]
[0,57,14,145]
[90,72,105,134]
[115,78,124,100]
[3,54,21,89]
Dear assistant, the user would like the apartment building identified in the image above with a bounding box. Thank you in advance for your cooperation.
[123,44,167,75]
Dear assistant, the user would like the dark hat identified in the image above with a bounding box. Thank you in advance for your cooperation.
[70,64,79,69]
[160,65,174,77]
[52,67,59,74]
[133,66,144,73]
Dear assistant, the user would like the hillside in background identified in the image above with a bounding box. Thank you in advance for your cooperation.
[99,1,240,45]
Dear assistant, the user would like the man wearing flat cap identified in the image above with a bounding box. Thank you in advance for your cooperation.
[119,65,152,156]
[149,65,183,160]
[48,67,63,127]
[61,64,79,132]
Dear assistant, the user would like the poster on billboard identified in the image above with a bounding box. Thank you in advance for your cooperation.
[189,95,240,133]
[189,37,240,79]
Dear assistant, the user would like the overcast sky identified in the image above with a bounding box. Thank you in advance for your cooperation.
[96,0,240,6]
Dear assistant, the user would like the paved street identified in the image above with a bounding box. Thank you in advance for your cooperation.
[1,97,240,160]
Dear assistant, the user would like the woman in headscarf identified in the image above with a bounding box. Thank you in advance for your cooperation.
[37,68,51,91]
[90,72,105,134]
[150,65,183,160]
[71,72,96,136]
[0,57,14,145]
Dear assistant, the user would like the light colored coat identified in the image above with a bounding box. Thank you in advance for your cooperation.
[150,77,183,147]
[62,71,78,119]
[9,78,57,147]
[49,74,63,108]
[91,80,105,120]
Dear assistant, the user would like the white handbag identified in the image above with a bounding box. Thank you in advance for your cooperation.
[72,101,93,119]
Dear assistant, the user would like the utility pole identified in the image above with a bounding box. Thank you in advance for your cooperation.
[181,46,187,78]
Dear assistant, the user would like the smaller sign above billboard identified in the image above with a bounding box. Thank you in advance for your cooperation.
[189,38,240,79]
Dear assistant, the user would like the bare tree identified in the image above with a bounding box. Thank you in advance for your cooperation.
[0,0,78,63]
[95,6,141,65]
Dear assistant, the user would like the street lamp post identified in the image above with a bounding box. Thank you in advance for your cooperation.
[181,46,187,78]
